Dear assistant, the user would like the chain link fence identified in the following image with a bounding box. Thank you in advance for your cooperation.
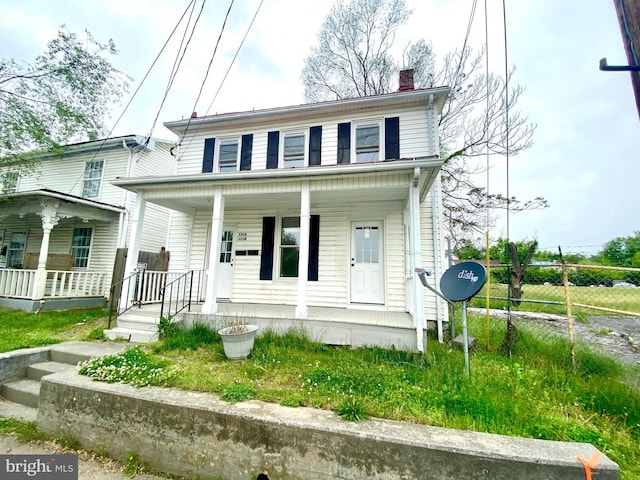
[462,263,640,377]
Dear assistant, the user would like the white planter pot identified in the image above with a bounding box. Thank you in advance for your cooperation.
[218,325,259,360]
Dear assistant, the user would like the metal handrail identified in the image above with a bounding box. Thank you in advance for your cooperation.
[160,270,203,320]
[108,270,143,328]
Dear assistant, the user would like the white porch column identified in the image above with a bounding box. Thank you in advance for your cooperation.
[202,189,224,314]
[409,168,426,352]
[33,201,61,299]
[121,193,146,307]
[296,182,310,318]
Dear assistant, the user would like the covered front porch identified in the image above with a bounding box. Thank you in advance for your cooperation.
[0,190,124,311]
[111,158,447,351]
[114,300,420,350]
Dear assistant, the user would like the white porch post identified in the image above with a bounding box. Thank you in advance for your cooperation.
[296,182,310,318]
[202,189,224,314]
[409,168,426,352]
[33,201,61,299]
[121,193,146,307]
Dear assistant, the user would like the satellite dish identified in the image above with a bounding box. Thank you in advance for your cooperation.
[440,261,487,302]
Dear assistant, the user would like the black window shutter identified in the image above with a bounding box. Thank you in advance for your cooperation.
[260,217,276,280]
[266,131,280,169]
[240,134,253,171]
[337,122,351,164]
[309,126,322,166]
[203,138,215,173]
[308,215,320,281]
[385,117,400,160]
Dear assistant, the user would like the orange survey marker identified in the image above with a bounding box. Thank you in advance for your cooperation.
[577,452,601,480]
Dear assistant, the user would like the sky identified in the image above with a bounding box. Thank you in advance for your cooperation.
[1,0,638,256]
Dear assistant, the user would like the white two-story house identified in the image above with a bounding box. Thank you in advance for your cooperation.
[109,75,450,351]
[0,135,175,311]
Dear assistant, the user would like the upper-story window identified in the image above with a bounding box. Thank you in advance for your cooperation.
[1,171,19,193]
[82,160,104,198]
[355,123,380,162]
[283,132,305,168]
[218,139,239,172]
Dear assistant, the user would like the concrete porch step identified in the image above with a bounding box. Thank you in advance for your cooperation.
[0,398,37,422]
[2,378,41,408]
[27,361,76,380]
[115,316,160,332]
[103,327,158,343]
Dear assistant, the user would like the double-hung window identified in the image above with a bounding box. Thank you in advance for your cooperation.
[280,217,300,277]
[82,160,104,198]
[71,227,93,268]
[218,140,239,172]
[283,132,305,168]
[355,123,380,162]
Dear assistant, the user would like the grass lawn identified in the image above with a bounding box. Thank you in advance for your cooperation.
[2,308,639,479]
[0,307,109,352]
[471,282,640,317]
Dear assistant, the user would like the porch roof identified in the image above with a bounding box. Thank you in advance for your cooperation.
[111,157,443,213]
[0,189,124,222]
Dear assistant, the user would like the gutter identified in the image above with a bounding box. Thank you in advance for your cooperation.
[164,88,451,133]
[6,190,125,213]
[112,156,445,192]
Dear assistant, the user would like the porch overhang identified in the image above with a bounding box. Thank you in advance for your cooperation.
[111,157,444,212]
[0,189,124,222]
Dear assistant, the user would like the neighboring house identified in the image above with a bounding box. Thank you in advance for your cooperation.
[0,136,175,311]
[109,73,451,351]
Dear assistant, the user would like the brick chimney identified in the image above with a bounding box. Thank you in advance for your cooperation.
[398,69,415,92]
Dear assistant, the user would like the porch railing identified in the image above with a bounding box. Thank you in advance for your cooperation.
[0,268,107,299]
[108,270,193,327]
[48,271,107,298]
[160,270,205,320]
[0,269,36,298]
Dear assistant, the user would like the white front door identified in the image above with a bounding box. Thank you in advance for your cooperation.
[350,222,385,304]
[217,229,235,300]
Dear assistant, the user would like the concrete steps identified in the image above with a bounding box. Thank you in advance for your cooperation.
[104,309,161,343]
[0,342,129,422]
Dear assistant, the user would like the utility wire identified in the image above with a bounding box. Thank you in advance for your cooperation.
[144,0,203,144]
[502,0,512,322]
[179,0,264,158]
[67,0,198,194]
[178,0,235,155]
[453,0,478,88]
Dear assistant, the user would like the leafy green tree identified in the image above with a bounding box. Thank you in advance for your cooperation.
[597,231,640,267]
[0,26,130,176]
[453,238,485,260]
[301,0,547,248]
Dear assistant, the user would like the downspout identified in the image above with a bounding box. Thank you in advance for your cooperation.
[411,167,425,352]
[118,139,135,248]
[431,176,444,342]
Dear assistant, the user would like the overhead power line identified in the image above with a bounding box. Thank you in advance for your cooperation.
[178,0,265,159]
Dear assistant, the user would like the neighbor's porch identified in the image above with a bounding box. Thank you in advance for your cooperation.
[0,189,125,311]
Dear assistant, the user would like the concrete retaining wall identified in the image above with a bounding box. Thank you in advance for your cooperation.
[37,371,619,480]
